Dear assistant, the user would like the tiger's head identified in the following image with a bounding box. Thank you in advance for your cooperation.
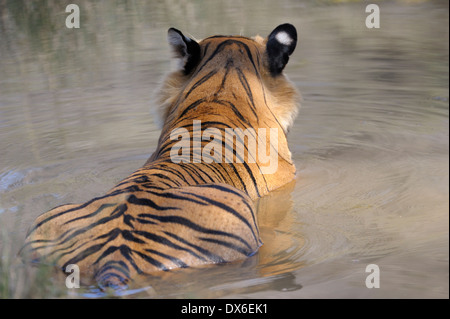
[154,23,300,134]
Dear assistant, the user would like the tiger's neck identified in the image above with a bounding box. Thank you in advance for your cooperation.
[140,67,296,198]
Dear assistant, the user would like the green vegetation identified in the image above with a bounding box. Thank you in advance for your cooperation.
[0,231,65,298]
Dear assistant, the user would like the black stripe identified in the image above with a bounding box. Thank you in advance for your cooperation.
[239,41,259,75]
[146,189,208,206]
[30,238,81,263]
[196,40,257,76]
[156,165,190,184]
[136,218,158,225]
[26,199,98,237]
[216,57,233,93]
[62,243,106,270]
[111,184,142,194]
[177,98,206,120]
[236,67,258,120]
[175,164,204,184]
[203,163,229,184]
[205,163,239,187]
[91,245,144,275]
[145,248,188,268]
[158,180,177,188]
[63,203,116,225]
[26,185,145,237]
[163,232,226,263]
[42,236,90,260]
[118,245,143,274]
[178,192,258,245]
[181,164,213,184]
[202,42,211,57]
[137,213,253,251]
[222,125,259,164]
[133,230,206,261]
[185,70,217,100]
[38,204,129,251]
[123,214,135,228]
[199,237,251,256]
[193,184,259,238]
[127,194,180,211]
[96,273,129,287]
[226,163,248,194]
[94,260,130,280]
[95,228,120,241]
[149,173,182,187]
[156,121,231,157]
[213,99,251,126]
[95,228,147,245]
[189,164,219,183]
[204,35,249,40]
[133,250,169,271]
[140,184,166,191]
[242,161,261,197]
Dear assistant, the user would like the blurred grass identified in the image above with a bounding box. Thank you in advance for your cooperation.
[0,222,68,298]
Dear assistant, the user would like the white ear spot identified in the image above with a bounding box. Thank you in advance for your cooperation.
[275,31,293,46]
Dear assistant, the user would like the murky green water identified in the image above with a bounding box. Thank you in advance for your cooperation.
[0,0,448,298]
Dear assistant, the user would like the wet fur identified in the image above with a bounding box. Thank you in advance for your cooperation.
[22,24,300,287]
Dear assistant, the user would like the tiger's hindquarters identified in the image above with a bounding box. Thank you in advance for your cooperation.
[22,182,262,288]
[89,183,261,287]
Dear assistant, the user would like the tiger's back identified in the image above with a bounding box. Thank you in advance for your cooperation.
[22,24,300,287]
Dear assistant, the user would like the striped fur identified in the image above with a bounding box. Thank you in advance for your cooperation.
[22,24,300,287]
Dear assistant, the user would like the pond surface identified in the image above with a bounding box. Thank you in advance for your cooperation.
[0,0,448,298]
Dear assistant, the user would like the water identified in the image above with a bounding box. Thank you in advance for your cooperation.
[0,0,448,298]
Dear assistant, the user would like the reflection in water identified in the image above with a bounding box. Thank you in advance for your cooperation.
[0,0,448,298]
[256,180,305,278]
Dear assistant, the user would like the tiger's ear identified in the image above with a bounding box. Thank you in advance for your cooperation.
[266,24,297,76]
[167,28,201,75]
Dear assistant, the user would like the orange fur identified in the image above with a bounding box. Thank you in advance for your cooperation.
[22,25,300,287]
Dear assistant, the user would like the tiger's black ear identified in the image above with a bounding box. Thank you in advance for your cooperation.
[266,24,297,76]
[167,28,201,75]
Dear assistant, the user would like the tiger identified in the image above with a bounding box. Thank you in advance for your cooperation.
[21,23,300,288]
